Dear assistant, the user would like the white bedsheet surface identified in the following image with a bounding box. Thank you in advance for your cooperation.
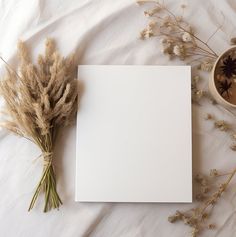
[0,0,236,236]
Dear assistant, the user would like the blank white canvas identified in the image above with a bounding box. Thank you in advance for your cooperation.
[76,65,192,203]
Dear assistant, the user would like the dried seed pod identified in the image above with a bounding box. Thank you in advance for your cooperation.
[210,169,218,177]
[230,144,236,151]
[230,37,236,45]
[214,120,230,131]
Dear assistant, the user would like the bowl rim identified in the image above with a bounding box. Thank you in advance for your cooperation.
[212,46,236,107]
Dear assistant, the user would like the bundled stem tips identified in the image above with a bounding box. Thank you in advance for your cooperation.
[0,38,79,212]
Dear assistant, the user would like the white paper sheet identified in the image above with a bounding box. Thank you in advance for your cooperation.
[76,65,192,202]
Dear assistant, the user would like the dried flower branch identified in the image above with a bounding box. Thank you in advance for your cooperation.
[137,0,221,66]
[168,114,236,236]
[0,39,78,212]
[191,75,215,105]
[206,113,236,151]
[191,75,206,104]
[168,168,236,236]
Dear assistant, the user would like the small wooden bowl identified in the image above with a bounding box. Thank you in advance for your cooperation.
[209,47,236,108]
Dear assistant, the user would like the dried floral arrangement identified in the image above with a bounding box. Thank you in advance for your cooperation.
[167,112,236,237]
[137,0,221,70]
[214,48,236,104]
[0,39,78,212]
[137,1,236,236]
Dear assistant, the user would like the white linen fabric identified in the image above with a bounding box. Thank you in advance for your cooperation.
[0,0,236,236]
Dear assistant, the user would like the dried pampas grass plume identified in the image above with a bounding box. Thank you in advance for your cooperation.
[0,38,79,212]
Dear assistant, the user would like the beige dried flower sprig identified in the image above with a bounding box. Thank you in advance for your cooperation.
[168,168,236,237]
[0,39,78,212]
[168,114,236,236]
[137,0,220,67]
[191,75,215,105]
[205,113,236,150]
[191,75,206,104]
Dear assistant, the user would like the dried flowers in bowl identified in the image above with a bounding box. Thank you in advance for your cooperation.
[0,39,79,212]
[209,47,236,108]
